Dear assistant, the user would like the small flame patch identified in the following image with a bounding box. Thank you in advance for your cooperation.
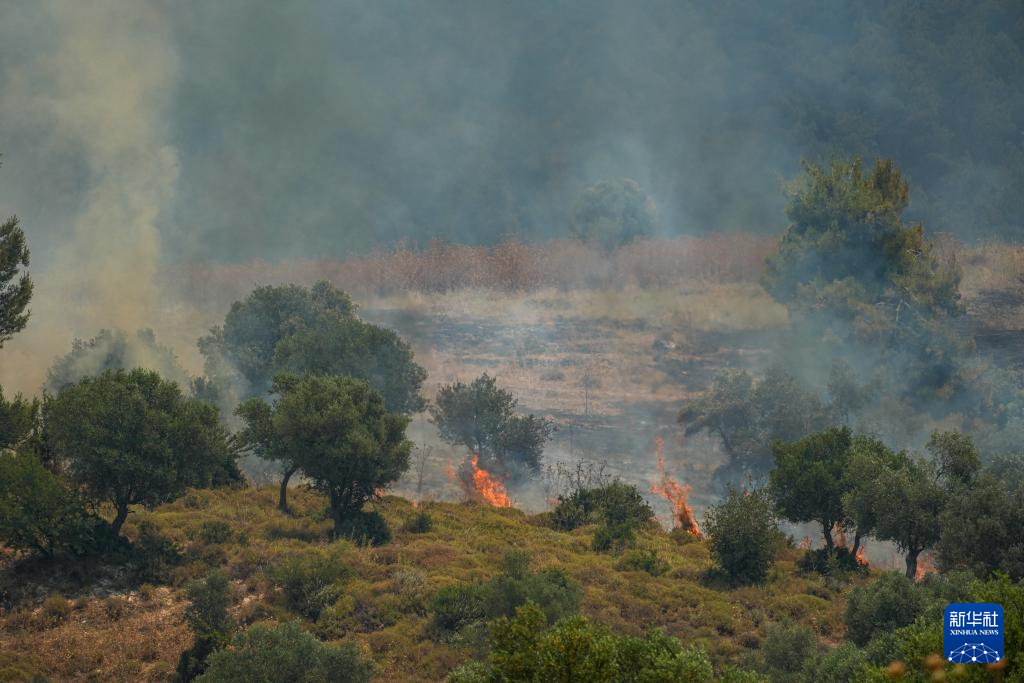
[650,436,702,538]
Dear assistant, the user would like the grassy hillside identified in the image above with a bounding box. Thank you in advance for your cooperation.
[0,486,863,682]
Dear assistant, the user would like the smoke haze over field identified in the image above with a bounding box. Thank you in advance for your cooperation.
[1,0,1023,392]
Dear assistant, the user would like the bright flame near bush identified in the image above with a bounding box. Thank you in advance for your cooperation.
[650,436,702,538]
[468,453,512,507]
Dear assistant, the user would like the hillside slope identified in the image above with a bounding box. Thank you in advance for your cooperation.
[0,487,862,682]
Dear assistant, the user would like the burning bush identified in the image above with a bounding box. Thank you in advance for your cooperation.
[650,436,701,537]
[432,374,553,483]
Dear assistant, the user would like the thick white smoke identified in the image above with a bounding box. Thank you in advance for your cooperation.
[0,1,182,393]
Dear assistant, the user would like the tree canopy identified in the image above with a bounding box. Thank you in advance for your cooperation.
[770,427,859,552]
[431,373,553,480]
[43,368,239,534]
[570,178,660,250]
[236,374,410,537]
[200,281,425,413]
[0,214,32,347]
[764,158,962,318]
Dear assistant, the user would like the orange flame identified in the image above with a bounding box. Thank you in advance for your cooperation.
[798,536,812,550]
[469,453,512,507]
[914,551,935,582]
[855,543,868,567]
[650,437,702,538]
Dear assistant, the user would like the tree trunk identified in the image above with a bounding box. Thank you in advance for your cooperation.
[905,548,920,580]
[279,464,298,513]
[822,523,834,552]
[111,503,130,535]
[851,529,862,558]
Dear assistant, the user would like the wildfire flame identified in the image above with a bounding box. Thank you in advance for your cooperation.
[448,452,514,507]
[914,551,936,582]
[832,524,868,567]
[650,436,702,538]
[470,453,512,507]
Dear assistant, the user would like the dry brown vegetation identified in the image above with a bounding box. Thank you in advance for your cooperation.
[167,235,777,310]
[0,488,862,682]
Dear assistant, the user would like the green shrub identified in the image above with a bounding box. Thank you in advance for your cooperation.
[796,547,863,577]
[761,621,816,681]
[131,520,183,583]
[483,566,581,625]
[268,552,351,620]
[616,549,669,576]
[430,584,485,632]
[334,510,390,546]
[432,550,582,634]
[391,568,431,615]
[195,621,372,683]
[198,521,234,545]
[177,569,237,682]
[845,572,922,646]
[450,601,715,683]
[704,487,781,584]
[552,480,654,532]
[0,451,96,558]
[799,642,866,683]
[591,521,636,553]
[401,511,433,534]
[39,594,70,627]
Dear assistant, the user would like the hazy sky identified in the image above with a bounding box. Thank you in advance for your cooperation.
[0,0,1021,271]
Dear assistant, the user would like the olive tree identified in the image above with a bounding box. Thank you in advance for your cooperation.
[236,374,411,535]
[44,368,238,535]
[431,373,553,480]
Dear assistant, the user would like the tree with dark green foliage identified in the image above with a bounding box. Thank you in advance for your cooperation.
[237,374,410,535]
[43,369,239,535]
[0,451,94,558]
[764,158,971,406]
[195,620,372,683]
[448,601,715,683]
[550,479,655,552]
[176,570,236,682]
[199,281,425,413]
[937,473,1024,581]
[0,211,32,347]
[431,374,553,480]
[704,487,781,584]
[765,158,961,317]
[851,451,943,580]
[760,621,817,683]
[845,572,922,648]
[0,386,37,449]
[569,177,660,250]
[844,431,980,579]
[680,366,835,486]
[840,435,905,557]
[770,427,859,552]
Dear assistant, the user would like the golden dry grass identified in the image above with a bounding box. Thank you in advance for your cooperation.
[1,488,868,682]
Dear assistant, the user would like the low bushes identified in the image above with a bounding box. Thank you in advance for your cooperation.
[449,602,716,683]
[430,550,582,635]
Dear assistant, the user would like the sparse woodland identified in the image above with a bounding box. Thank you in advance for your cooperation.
[2,154,1024,682]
